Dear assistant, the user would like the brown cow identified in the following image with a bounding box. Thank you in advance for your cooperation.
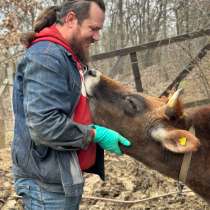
[84,69,210,204]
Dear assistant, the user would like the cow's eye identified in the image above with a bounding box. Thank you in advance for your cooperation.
[123,95,147,116]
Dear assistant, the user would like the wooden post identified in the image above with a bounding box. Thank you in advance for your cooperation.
[129,52,143,92]
[5,63,15,145]
[7,63,14,100]
[0,79,8,148]
[0,79,8,96]
[0,106,6,148]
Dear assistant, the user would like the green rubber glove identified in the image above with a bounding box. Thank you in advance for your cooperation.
[92,125,131,155]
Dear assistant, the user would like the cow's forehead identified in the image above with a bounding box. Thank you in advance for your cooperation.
[144,95,167,108]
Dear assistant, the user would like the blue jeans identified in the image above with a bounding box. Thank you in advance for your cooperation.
[14,178,82,210]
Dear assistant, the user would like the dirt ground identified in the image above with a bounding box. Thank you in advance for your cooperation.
[1,143,210,210]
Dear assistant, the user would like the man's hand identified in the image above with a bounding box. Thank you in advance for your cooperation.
[92,125,131,155]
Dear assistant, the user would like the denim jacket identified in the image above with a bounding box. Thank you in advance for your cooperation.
[12,41,104,196]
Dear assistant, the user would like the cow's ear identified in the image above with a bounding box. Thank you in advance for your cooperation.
[152,128,200,153]
[123,95,147,116]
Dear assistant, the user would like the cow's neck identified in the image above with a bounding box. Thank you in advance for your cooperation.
[187,138,210,203]
[123,136,210,204]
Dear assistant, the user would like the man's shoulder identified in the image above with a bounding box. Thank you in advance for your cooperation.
[28,41,68,57]
[25,41,75,69]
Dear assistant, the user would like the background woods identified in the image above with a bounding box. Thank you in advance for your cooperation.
[0,0,210,209]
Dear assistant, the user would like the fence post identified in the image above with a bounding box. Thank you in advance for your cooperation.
[129,52,143,92]
[5,62,15,145]
[0,79,8,148]
[7,63,14,101]
[0,108,6,148]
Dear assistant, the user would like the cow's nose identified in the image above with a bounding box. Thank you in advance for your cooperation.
[88,69,97,77]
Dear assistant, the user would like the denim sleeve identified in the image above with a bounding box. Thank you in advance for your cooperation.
[22,53,92,150]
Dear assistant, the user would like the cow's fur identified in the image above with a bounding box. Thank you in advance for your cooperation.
[85,70,210,204]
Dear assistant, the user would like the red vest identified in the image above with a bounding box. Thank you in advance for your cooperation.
[72,70,96,170]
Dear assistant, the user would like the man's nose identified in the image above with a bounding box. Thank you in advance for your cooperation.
[92,31,100,41]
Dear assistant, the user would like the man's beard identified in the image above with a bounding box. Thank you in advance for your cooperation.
[70,37,90,65]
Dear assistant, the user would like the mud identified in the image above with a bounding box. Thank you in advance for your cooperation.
[1,146,209,210]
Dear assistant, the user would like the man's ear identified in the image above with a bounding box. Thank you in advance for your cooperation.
[64,11,77,28]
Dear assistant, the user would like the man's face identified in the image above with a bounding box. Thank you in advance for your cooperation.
[70,3,105,64]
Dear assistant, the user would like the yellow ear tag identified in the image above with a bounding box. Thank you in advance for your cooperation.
[179,137,187,146]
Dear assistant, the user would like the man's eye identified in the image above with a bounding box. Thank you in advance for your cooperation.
[91,27,98,32]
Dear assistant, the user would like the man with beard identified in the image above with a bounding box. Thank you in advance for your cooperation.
[12,0,131,209]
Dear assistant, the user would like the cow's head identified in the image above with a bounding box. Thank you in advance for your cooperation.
[85,70,200,154]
